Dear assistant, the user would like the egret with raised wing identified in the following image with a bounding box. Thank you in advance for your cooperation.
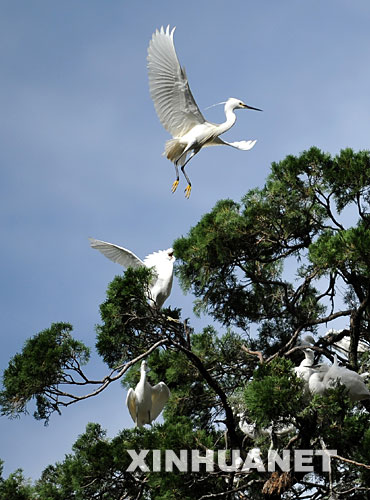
[126,360,171,427]
[89,238,175,308]
[147,26,262,198]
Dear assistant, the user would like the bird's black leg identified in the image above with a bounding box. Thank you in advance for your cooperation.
[171,162,180,193]
[181,148,200,198]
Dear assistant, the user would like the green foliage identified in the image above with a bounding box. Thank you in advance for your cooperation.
[2,147,370,497]
[243,358,305,428]
[123,327,254,431]
[174,147,370,340]
[33,420,225,499]
[309,223,370,278]
[0,323,89,420]
[96,267,153,366]
[0,461,33,500]
[96,268,180,368]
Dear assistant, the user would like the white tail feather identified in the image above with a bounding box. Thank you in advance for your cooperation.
[224,139,257,151]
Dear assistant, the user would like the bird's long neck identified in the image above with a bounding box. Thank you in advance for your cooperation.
[140,367,147,384]
[217,103,237,135]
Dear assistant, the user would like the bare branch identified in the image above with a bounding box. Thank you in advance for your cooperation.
[47,339,167,409]
[331,453,370,470]
[241,345,264,364]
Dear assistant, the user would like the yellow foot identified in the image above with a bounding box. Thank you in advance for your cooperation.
[184,184,192,199]
[171,180,179,193]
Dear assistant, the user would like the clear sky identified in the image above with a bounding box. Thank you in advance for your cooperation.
[1,0,370,481]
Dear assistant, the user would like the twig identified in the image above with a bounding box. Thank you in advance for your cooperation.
[198,480,264,499]
[50,339,167,408]
[241,345,264,364]
[331,453,370,470]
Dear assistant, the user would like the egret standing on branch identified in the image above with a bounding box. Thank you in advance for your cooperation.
[147,25,262,198]
[126,360,170,427]
[89,238,175,309]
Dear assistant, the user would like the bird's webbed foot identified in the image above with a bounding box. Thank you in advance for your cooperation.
[184,184,192,199]
[171,180,179,193]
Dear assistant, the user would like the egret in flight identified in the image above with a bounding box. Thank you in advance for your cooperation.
[126,360,170,427]
[89,238,175,308]
[147,25,262,198]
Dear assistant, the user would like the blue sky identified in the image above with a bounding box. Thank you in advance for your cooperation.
[1,0,370,480]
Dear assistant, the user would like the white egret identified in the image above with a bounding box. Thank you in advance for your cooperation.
[89,238,175,308]
[309,354,370,402]
[126,360,170,427]
[294,349,316,384]
[147,25,262,198]
[325,329,368,356]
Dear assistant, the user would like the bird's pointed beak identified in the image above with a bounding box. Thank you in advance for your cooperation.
[243,104,263,111]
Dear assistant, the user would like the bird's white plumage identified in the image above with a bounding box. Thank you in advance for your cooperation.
[89,238,144,268]
[325,329,369,356]
[294,349,316,384]
[126,360,170,427]
[147,25,205,137]
[89,238,175,308]
[147,26,261,197]
[308,354,370,402]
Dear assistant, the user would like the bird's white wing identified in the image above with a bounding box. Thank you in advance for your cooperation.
[150,382,170,421]
[147,25,205,137]
[126,388,137,424]
[210,137,257,151]
[89,238,144,269]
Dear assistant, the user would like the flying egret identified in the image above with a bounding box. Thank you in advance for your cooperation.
[89,238,175,308]
[147,25,262,198]
[126,360,170,427]
[309,354,370,402]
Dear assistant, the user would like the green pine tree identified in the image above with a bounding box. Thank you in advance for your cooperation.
[1,148,370,499]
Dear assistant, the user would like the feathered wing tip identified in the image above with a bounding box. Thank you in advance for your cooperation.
[151,382,171,421]
[126,389,137,425]
[154,25,176,41]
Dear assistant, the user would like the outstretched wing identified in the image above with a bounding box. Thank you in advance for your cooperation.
[147,25,205,137]
[89,238,144,269]
[126,388,137,424]
[150,382,170,421]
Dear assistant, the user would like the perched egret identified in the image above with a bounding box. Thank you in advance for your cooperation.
[238,416,256,439]
[147,25,261,198]
[309,354,370,402]
[126,360,170,427]
[294,349,316,384]
[89,238,175,308]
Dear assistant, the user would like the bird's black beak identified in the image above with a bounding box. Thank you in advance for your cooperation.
[243,104,263,111]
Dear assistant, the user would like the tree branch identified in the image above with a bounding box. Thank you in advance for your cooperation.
[46,339,167,409]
